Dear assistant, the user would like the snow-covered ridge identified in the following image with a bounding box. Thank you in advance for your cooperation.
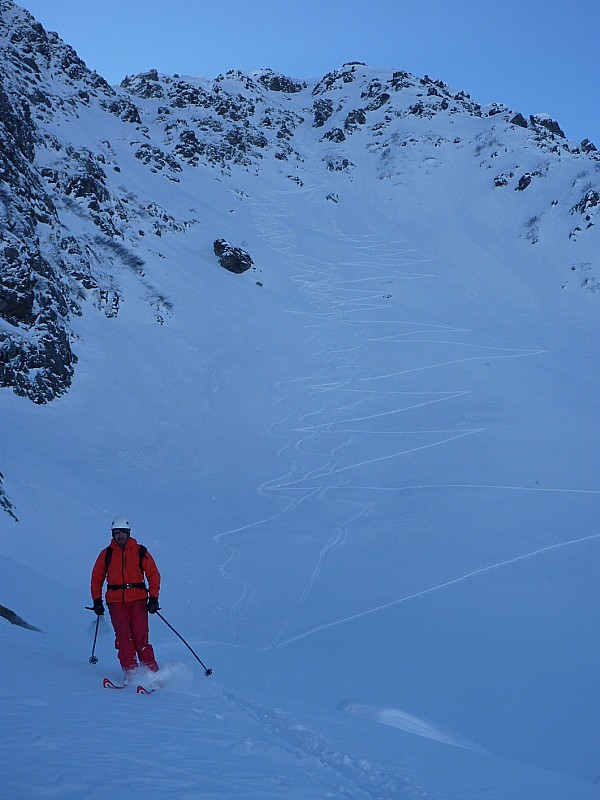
[117,60,599,173]
[0,0,598,405]
[0,2,597,395]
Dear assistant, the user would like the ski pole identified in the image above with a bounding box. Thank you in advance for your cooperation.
[89,612,100,664]
[156,610,213,676]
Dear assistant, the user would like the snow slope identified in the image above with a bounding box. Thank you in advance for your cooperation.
[1,3,600,797]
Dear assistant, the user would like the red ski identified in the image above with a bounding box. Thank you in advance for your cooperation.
[103,677,126,690]
[103,676,158,693]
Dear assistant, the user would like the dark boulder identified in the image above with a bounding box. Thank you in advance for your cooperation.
[213,239,254,274]
[515,173,533,191]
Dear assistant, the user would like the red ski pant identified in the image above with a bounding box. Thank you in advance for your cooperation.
[108,599,159,672]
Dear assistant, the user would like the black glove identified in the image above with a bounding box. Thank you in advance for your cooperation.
[93,598,105,616]
[147,596,160,614]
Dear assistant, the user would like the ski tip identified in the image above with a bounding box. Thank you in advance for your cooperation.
[136,684,155,695]
[103,677,125,689]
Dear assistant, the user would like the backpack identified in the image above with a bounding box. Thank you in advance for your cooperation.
[104,543,147,575]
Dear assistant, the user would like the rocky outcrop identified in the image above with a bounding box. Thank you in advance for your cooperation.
[0,603,41,631]
[571,190,600,232]
[0,472,17,521]
[530,113,565,138]
[510,113,528,128]
[213,239,254,274]
[120,69,164,98]
[257,69,307,94]
[313,63,364,95]
[0,1,197,402]
[0,68,77,401]
[312,98,334,128]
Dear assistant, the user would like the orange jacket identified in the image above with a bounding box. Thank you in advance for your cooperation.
[91,536,161,605]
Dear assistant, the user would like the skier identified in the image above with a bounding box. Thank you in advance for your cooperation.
[91,516,161,679]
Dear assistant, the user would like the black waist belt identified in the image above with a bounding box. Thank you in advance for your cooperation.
[107,582,147,591]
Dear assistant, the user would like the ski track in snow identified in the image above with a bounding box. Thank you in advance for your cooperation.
[2,671,443,800]
[212,177,573,651]
[226,690,440,800]
[270,530,600,647]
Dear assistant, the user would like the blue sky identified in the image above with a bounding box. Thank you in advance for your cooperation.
[17,0,599,143]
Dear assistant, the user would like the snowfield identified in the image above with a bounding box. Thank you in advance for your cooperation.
[1,4,600,797]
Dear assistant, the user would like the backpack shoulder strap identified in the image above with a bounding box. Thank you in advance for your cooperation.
[103,544,147,575]
[138,544,147,571]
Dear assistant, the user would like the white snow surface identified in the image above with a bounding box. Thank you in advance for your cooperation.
[2,8,600,798]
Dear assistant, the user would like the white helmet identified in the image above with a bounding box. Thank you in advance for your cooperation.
[111,515,131,531]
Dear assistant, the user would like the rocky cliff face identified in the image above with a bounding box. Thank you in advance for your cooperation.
[0,0,598,408]
[0,1,184,402]
[0,0,119,401]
